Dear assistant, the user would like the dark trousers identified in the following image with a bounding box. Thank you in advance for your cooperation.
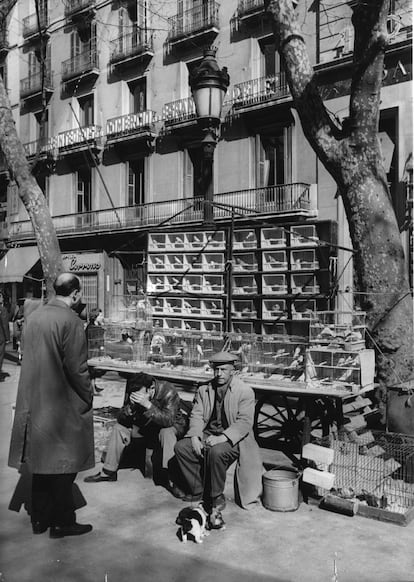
[32,473,77,527]
[174,437,239,502]
[0,337,5,371]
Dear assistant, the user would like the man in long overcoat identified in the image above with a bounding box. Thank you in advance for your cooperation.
[174,351,263,526]
[8,273,95,539]
[0,291,10,380]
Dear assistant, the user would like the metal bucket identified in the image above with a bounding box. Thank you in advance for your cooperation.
[262,468,300,512]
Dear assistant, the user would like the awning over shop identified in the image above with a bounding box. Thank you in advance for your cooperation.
[0,246,40,283]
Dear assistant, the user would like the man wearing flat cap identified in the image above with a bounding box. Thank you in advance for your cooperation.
[174,351,263,522]
[84,372,187,489]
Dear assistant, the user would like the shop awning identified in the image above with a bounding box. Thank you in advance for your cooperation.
[0,246,40,283]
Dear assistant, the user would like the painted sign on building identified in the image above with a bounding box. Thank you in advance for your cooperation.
[62,253,102,273]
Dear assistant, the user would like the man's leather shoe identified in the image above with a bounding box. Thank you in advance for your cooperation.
[50,523,93,538]
[32,521,49,534]
[168,483,186,499]
[84,471,117,483]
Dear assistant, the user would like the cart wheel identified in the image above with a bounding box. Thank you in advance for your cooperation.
[254,394,332,454]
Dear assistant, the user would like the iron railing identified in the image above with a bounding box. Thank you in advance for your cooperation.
[57,125,103,150]
[230,73,290,107]
[8,183,313,240]
[64,0,96,17]
[110,30,154,63]
[22,11,48,38]
[20,69,53,98]
[61,49,99,81]
[237,0,265,16]
[23,137,56,158]
[162,97,196,124]
[168,0,219,41]
[106,111,157,139]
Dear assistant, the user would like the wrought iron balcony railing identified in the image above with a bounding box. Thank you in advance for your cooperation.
[106,111,157,139]
[20,69,54,98]
[22,11,49,38]
[23,137,56,158]
[110,30,154,63]
[0,27,8,52]
[167,0,219,41]
[237,0,265,16]
[61,49,99,81]
[162,97,196,125]
[64,0,96,18]
[57,125,103,150]
[230,73,290,107]
[8,183,314,240]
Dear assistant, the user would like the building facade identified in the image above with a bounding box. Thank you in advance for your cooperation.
[0,0,412,324]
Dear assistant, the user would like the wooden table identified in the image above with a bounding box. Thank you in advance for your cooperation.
[88,358,374,458]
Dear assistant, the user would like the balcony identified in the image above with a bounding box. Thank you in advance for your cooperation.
[0,27,9,58]
[61,49,99,83]
[106,111,157,150]
[57,125,103,157]
[8,183,316,242]
[110,30,154,73]
[162,97,197,127]
[167,1,219,51]
[20,69,54,101]
[23,137,57,167]
[22,11,49,40]
[230,73,291,113]
[236,0,265,28]
[0,221,8,240]
[65,0,96,20]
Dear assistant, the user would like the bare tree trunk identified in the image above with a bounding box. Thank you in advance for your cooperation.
[265,1,413,396]
[0,76,62,297]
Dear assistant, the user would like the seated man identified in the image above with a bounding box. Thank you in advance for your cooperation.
[84,372,187,492]
[174,352,263,526]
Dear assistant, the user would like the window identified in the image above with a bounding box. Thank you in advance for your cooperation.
[256,133,289,188]
[35,110,48,142]
[127,159,145,206]
[0,63,7,89]
[183,147,203,198]
[78,94,94,126]
[128,78,146,113]
[77,167,92,213]
[259,37,283,78]
[28,51,40,79]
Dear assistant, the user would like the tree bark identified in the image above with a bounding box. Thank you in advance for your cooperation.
[0,76,62,297]
[264,0,413,396]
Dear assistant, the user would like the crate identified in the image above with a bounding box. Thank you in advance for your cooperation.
[261,227,286,248]
[314,431,414,526]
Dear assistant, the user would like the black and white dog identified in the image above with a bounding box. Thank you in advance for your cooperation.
[176,504,209,544]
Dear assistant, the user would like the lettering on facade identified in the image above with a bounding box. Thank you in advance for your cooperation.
[106,111,155,136]
[162,98,196,121]
[62,254,102,273]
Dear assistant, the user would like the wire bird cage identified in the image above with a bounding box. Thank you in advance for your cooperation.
[224,332,308,379]
[89,323,224,369]
[316,431,414,524]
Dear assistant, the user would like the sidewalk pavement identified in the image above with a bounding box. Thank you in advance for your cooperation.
[0,358,413,582]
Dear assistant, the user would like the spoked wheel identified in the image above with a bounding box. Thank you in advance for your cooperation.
[254,394,334,456]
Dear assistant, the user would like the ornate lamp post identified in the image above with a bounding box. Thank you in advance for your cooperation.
[189,48,230,224]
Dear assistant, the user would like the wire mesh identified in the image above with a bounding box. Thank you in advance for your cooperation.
[316,431,414,515]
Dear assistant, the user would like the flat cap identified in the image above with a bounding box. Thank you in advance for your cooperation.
[209,351,240,365]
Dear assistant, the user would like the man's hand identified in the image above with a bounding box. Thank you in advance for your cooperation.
[191,436,204,457]
[129,391,151,410]
[204,434,227,448]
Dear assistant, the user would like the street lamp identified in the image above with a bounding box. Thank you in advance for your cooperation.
[189,48,230,224]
